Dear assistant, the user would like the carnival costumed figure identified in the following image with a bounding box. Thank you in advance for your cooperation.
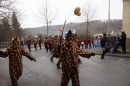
[59,30,95,86]
[0,37,36,86]
[56,36,65,68]
[50,35,60,61]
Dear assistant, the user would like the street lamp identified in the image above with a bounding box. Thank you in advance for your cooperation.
[61,7,81,37]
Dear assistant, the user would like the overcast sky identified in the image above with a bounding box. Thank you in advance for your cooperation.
[16,0,123,28]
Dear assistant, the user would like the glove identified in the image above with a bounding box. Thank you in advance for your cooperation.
[91,52,95,56]
[0,51,4,55]
[33,58,36,62]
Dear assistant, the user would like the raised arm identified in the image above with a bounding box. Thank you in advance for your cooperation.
[74,42,95,58]
[22,48,36,62]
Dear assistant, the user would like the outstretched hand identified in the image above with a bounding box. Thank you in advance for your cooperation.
[33,58,36,62]
[91,52,96,56]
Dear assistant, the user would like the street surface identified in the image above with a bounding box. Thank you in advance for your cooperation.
[0,47,130,86]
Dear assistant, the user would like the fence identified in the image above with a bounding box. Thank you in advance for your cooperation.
[0,42,11,48]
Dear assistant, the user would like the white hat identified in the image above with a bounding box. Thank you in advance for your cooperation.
[35,35,38,38]
[110,30,114,36]
[72,30,76,34]
[121,30,125,32]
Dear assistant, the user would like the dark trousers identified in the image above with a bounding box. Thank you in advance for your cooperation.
[39,44,42,49]
[81,44,84,49]
[34,44,37,51]
[121,43,126,53]
[49,46,52,52]
[114,43,120,53]
[101,48,109,59]
[27,45,31,51]
[45,46,48,52]
[85,44,88,48]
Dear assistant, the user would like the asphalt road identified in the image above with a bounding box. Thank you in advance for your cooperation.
[0,47,130,86]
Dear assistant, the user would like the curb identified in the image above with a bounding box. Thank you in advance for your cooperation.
[95,52,130,58]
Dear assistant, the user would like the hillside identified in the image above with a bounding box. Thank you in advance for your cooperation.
[27,20,122,36]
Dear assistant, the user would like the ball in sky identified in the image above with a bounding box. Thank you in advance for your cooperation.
[74,7,81,16]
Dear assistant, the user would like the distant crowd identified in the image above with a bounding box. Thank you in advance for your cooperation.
[19,30,126,55]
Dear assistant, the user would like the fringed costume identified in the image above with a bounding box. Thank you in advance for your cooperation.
[0,37,36,86]
[50,36,60,61]
[59,30,95,86]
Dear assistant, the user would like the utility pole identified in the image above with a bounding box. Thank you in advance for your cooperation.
[108,0,110,34]
[50,21,51,36]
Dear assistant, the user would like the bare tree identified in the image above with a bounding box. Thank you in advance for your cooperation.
[34,0,57,37]
[80,0,98,36]
[0,0,16,18]
[0,0,27,42]
[0,0,25,25]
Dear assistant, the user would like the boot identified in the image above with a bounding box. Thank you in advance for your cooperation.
[101,54,105,59]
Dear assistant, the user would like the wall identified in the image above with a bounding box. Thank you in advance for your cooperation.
[122,0,130,48]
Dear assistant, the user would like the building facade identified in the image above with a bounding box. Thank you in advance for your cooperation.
[122,0,130,48]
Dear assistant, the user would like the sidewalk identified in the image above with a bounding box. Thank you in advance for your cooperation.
[85,48,130,58]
